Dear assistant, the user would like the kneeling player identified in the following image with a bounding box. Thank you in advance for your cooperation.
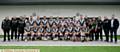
[64,29,69,41]
[58,26,65,40]
[38,25,44,40]
[46,25,52,40]
[80,27,89,42]
[24,26,32,41]
[42,31,48,40]
[72,26,81,41]
[84,27,90,41]
[67,26,73,41]
[31,23,39,41]
[52,26,59,40]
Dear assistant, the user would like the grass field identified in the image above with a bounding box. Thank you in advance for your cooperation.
[0,46,120,52]
[0,35,120,52]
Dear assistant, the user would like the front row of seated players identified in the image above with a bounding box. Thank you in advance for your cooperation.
[24,23,89,42]
[24,16,91,42]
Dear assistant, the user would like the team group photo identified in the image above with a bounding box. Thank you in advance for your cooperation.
[1,13,119,43]
[0,2,120,51]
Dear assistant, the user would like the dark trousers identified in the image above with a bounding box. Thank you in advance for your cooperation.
[91,32,97,41]
[104,29,109,42]
[18,29,24,41]
[18,33,24,41]
[90,29,97,41]
[3,30,10,41]
[11,29,17,40]
[110,28,117,42]
[96,29,103,41]
[27,34,31,40]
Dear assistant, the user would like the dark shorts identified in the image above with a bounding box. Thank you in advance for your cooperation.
[18,29,24,33]
[27,34,31,37]
[68,34,73,37]
[53,34,58,37]
[48,34,52,37]
[85,33,89,37]
[33,34,38,37]
[76,34,81,37]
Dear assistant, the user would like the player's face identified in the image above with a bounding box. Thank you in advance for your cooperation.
[93,18,96,21]
[98,16,101,20]
[5,17,9,20]
[80,15,83,19]
[43,16,46,19]
[104,16,108,19]
[112,17,115,19]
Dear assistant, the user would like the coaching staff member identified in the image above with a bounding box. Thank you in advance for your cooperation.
[96,16,103,41]
[110,15,119,43]
[18,17,25,41]
[103,16,110,42]
[11,17,18,40]
[1,17,11,41]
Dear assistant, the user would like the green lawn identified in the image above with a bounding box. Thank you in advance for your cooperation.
[0,46,120,52]
[0,35,120,52]
[117,35,120,39]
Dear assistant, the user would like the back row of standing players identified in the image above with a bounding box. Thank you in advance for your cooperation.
[1,15,119,43]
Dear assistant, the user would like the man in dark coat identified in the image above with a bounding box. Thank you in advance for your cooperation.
[18,17,26,41]
[110,15,119,43]
[96,16,103,41]
[11,17,18,40]
[1,17,11,41]
[103,16,110,42]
